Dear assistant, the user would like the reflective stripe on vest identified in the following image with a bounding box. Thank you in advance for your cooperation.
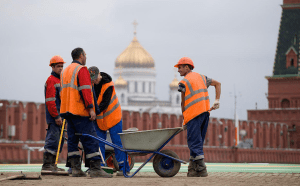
[45,97,56,102]
[61,64,84,90]
[60,63,94,116]
[180,72,210,125]
[96,94,119,120]
[96,82,122,131]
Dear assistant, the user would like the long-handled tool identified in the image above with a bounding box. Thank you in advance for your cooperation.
[99,147,106,166]
[55,119,66,165]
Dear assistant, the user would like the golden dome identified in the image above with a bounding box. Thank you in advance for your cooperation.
[170,77,179,89]
[115,75,127,87]
[115,36,155,68]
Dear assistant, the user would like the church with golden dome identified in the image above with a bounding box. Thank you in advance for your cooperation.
[113,21,181,114]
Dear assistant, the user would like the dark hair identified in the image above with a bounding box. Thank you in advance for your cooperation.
[51,63,61,67]
[71,47,84,60]
[185,64,194,70]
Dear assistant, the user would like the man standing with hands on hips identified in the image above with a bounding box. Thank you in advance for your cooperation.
[174,57,221,177]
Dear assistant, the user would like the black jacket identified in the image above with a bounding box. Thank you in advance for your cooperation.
[94,72,113,113]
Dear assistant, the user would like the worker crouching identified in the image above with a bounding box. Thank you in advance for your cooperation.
[89,66,130,176]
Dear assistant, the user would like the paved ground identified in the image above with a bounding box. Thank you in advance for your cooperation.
[1,163,300,173]
[0,163,300,186]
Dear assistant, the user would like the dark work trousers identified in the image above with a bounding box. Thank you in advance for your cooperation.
[44,122,64,155]
[186,112,210,161]
[94,120,130,172]
[65,115,101,161]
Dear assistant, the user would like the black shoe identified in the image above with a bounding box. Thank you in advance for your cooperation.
[187,160,199,177]
[41,153,56,171]
[89,160,113,178]
[51,155,66,171]
[69,157,86,177]
[194,159,208,177]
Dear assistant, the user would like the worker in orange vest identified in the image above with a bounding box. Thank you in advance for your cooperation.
[174,57,221,177]
[60,48,112,178]
[88,66,130,176]
[42,55,66,172]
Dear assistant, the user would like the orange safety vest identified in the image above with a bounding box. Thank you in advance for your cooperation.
[96,82,122,131]
[60,63,94,116]
[180,72,210,125]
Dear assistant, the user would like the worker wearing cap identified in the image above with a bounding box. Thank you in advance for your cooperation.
[88,66,130,176]
[60,48,112,178]
[42,55,66,172]
[174,57,221,177]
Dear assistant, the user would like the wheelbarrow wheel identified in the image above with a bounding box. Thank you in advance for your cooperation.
[113,154,135,171]
[105,152,117,172]
[153,149,181,177]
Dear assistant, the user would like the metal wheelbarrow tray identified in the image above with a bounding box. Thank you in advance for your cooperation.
[119,127,183,151]
[76,127,187,178]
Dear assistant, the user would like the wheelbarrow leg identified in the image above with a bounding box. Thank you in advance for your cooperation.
[123,152,156,178]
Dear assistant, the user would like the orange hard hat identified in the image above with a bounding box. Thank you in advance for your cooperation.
[49,55,65,66]
[174,57,194,68]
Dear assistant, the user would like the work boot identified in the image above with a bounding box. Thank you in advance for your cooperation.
[41,153,56,171]
[89,159,113,178]
[69,157,87,177]
[52,155,66,171]
[187,160,198,177]
[194,159,208,177]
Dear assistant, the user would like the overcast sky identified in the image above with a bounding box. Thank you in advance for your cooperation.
[0,0,283,120]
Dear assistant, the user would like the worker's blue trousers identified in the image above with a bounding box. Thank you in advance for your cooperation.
[44,122,64,156]
[66,115,101,161]
[186,112,210,161]
[94,120,130,172]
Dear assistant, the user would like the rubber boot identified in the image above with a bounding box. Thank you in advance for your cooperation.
[41,153,56,171]
[89,159,113,178]
[194,159,208,177]
[69,157,87,177]
[52,155,66,171]
[187,160,198,177]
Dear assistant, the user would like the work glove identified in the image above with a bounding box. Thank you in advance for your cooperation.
[212,99,220,110]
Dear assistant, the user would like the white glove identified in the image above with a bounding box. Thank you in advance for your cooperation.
[212,99,220,110]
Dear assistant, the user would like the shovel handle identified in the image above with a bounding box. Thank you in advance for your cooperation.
[55,119,66,165]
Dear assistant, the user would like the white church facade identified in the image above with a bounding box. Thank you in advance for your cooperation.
[113,24,181,115]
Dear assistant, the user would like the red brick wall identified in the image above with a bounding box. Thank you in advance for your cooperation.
[267,78,300,109]
[283,0,300,4]
[248,109,300,148]
[0,99,296,164]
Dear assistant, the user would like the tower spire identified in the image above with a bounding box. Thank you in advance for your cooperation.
[132,20,138,36]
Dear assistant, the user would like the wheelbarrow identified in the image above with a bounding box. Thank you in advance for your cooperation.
[76,127,187,178]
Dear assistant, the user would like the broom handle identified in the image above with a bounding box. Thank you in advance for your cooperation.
[99,147,106,166]
[55,119,66,165]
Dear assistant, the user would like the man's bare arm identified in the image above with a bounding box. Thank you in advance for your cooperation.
[210,79,221,110]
